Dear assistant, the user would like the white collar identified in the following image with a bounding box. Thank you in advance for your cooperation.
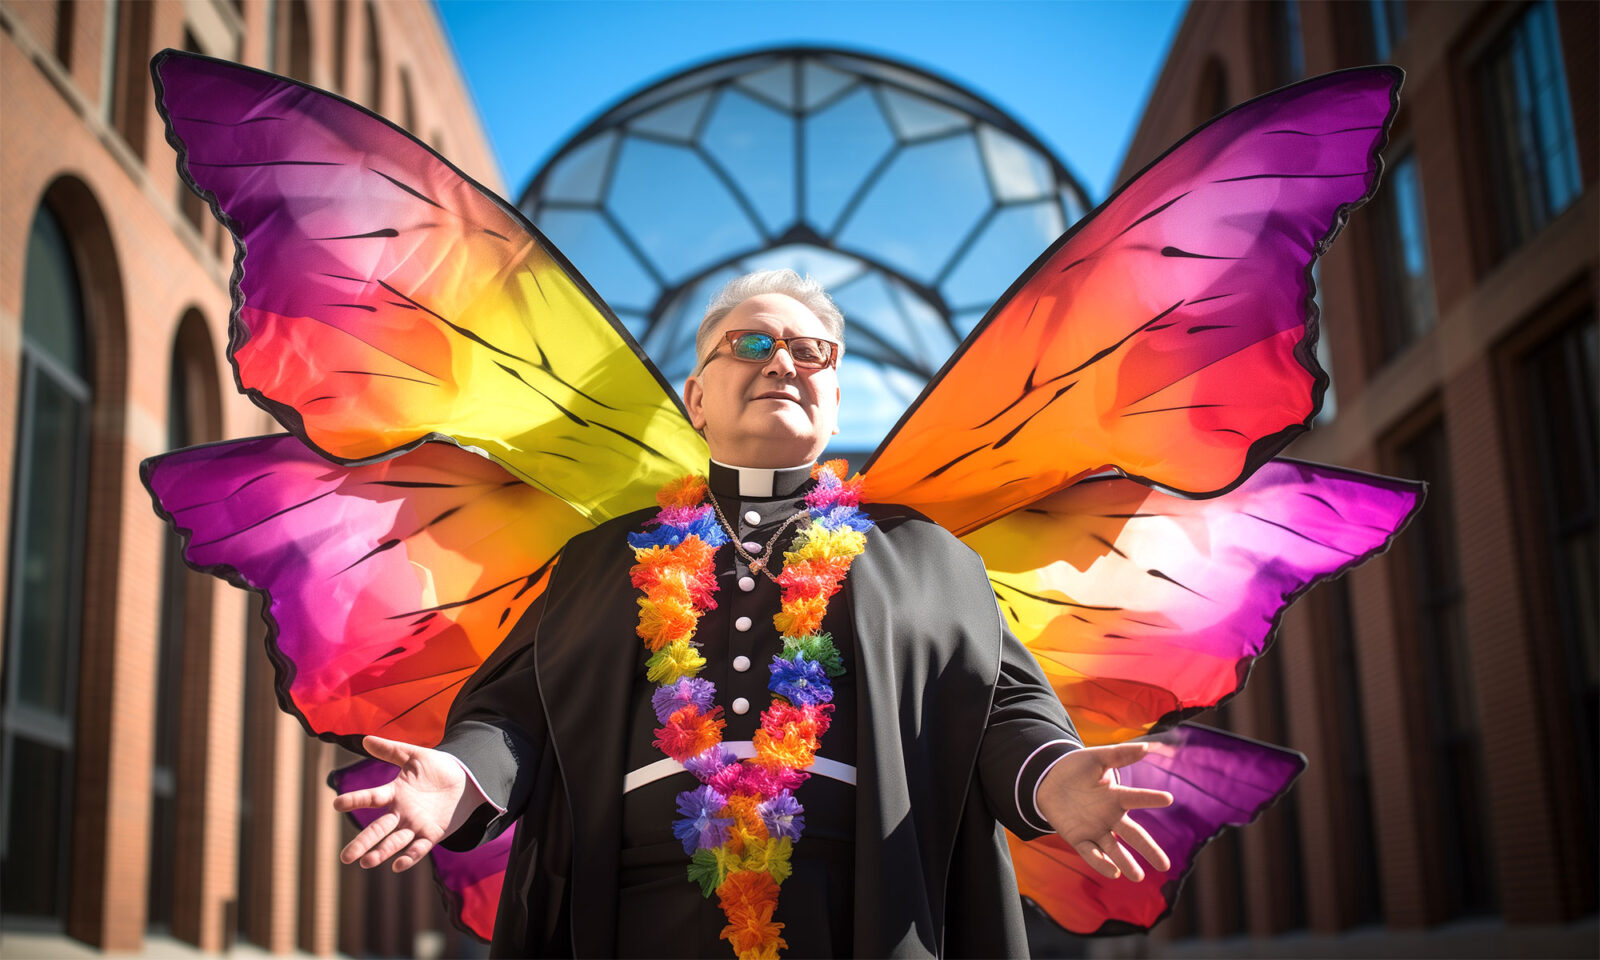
[708,459,814,498]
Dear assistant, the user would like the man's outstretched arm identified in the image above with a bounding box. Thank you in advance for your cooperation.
[1035,742,1172,880]
[334,594,549,871]
[335,735,484,872]
[978,627,1173,880]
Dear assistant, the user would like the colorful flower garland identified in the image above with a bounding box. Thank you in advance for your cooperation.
[627,461,873,960]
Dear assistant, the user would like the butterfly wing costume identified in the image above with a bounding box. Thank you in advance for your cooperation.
[143,52,1420,942]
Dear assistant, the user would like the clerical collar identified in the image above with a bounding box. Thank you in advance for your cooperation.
[708,459,813,499]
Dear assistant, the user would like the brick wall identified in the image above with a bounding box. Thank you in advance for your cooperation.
[1,0,497,952]
[1101,0,1600,953]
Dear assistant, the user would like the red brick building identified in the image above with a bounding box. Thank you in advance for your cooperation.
[0,1,496,954]
[1104,2,1596,956]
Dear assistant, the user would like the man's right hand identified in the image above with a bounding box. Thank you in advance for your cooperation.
[334,735,482,873]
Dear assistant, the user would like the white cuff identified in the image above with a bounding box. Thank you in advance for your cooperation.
[1016,737,1081,833]
[446,754,506,816]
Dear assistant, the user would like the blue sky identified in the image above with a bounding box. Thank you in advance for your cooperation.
[435,0,1188,203]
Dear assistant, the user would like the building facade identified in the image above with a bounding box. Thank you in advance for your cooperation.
[1107,2,1596,956]
[0,0,497,955]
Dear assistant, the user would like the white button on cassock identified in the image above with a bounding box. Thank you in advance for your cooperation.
[743,510,761,525]
[742,541,762,553]
[738,576,755,592]
[732,697,750,715]
[735,616,752,632]
[733,655,751,672]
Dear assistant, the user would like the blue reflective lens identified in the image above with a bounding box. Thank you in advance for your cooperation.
[732,333,776,360]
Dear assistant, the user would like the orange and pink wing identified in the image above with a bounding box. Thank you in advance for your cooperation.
[863,67,1403,536]
[152,50,706,524]
[143,435,587,749]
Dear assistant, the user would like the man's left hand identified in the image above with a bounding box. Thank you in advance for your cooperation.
[1035,742,1174,881]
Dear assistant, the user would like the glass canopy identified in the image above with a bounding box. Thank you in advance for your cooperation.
[520,48,1090,453]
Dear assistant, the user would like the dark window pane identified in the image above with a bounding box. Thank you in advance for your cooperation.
[109,0,152,157]
[1271,0,1306,85]
[1327,576,1383,923]
[1376,149,1436,361]
[13,367,87,715]
[1368,0,1406,61]
[4,201,90,927]
[1477,1,1582,260]
[364,1,383,110]
[147,790,175,931]
[1395,421,1497,917]
[22,208,85,376]
[399,69,415,131]
[333,0,348,92]
[53,0,74,68]
[1259,650,1308,929]
[151,338,197,931]
[1522,313,1598,893]
[0,737,67,918]
[286,0,311,82]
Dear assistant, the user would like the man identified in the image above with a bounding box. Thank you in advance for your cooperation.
[335,270,1173,958]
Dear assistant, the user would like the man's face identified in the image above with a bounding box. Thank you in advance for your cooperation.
[683,293,841,468]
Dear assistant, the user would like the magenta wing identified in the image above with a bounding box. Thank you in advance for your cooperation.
[1010,724,1305,934]
[151,51,706,524]
[964,459,1423,745]
[143,435,589,748]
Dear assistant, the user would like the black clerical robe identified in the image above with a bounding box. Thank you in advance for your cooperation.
[438,473,1081,958]
[615,478,861,957]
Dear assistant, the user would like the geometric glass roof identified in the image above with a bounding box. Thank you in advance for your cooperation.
[520,47,1090,451]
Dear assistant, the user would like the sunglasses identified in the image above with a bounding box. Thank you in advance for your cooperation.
[701,330,841,371]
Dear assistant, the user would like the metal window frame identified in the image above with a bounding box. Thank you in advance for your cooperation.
[517,47,1093,454]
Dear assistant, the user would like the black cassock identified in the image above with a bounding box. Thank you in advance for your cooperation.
[438,466,1081,958]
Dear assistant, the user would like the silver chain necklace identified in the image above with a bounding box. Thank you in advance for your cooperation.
[708,494,810,581]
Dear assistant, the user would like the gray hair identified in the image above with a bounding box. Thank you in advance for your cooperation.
[694,269,845,367]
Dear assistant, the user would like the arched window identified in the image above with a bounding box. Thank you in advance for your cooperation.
[1,202,92,924]
[148,310,220,934]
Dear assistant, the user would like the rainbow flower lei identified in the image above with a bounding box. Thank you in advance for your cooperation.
[627,460,873,960]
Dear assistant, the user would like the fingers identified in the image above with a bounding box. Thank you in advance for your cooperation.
[1117,813,1171,873]
[332,782,395,814]
[1092,741,1153,770]
[1072,840,1121,880]
[1115,785,1175,810]
[341,811,399,865]
[360,826,415,870]
[362,734,412,766]
[392,836,436,873]
[1100,833,1145,882]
